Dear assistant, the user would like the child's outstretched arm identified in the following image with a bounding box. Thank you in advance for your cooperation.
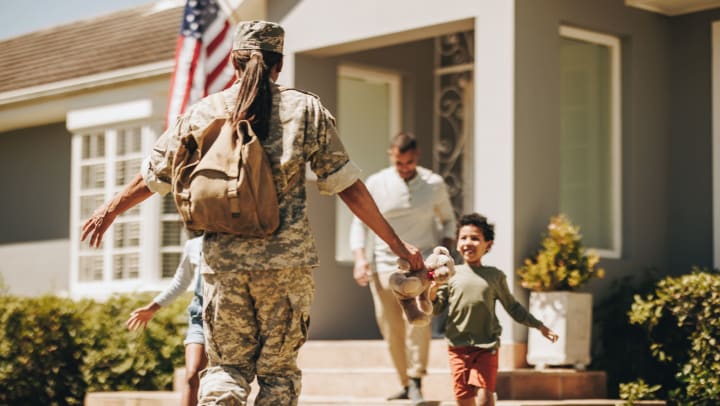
[538,324,559,343]
[126,302,161,331]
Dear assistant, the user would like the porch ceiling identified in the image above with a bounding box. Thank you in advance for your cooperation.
[626,0,720,15]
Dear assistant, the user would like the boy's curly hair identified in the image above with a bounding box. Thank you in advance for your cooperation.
[456,213,495,242]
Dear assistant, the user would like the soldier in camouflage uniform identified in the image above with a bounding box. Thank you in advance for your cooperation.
[81,20,424,406]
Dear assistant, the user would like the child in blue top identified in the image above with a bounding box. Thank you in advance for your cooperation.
[126,236,204,406]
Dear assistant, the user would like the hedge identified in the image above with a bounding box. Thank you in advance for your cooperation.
[0,292,190,405]
[627,268,720,405]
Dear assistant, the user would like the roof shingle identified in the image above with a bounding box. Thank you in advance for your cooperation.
[0,2,183,94]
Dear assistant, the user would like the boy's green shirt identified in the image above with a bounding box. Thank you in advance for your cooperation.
[433,263,543,348]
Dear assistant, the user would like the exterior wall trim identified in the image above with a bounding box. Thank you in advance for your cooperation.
[712,21,720,268]
[559,25,623,259]
[0,60,174,107]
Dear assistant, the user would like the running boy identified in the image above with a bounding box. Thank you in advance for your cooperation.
[429,213,559,406]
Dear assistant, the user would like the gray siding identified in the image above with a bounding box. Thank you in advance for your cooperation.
[667,9,720,272]
[0,122,71,244]
[515,0,674,301]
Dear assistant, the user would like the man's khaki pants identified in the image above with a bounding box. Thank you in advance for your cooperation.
[370,271,431,387]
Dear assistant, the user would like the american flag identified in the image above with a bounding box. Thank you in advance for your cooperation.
[166,0,236,127]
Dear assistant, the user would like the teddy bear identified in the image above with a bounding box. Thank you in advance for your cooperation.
[389,246,456,326]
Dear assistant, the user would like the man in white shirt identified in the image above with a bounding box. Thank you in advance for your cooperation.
[350,132,457,403]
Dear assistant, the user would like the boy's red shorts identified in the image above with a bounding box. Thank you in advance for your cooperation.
[447,345,499,400]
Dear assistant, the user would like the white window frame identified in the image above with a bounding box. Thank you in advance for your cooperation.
[68,99,172,299]
[559,25,622,259]
[334,64,402,264]
[711,22,720,269]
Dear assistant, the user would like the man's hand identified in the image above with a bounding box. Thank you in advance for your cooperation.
[353,257,371,287]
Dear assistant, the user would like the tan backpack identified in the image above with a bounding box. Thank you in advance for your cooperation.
[171,93,280,237]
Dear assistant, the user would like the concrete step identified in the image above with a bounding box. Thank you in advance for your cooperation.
[298,339,451,369]
[85,391,179,406]
[85,392,665,406]
[88,339,612,405]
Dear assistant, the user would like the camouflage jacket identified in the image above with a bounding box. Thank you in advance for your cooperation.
[142,81,361,270]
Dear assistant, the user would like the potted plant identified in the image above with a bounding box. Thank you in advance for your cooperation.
[516,214,604,369]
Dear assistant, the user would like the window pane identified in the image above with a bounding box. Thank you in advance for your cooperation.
[162,252,182,278]
[81,134,105,159]
[163,193,178,214]
[114,222,140,248]
[80,194,105,219]
[81,164,105,189]
[113,253,139,280]
[79,255,103,281]
[117,127,142,155]
[162,221,183,246]
[115,158,141,186]
[559,37,613,249]
[335,74,392,263]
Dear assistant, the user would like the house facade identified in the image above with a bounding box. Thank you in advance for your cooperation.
[1,0,718,368]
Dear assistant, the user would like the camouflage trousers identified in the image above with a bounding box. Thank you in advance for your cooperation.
[198,263,314,406]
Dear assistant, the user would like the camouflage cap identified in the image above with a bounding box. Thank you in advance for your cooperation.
[232,20,284,54]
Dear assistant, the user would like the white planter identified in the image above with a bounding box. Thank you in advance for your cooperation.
[526,291,592,369]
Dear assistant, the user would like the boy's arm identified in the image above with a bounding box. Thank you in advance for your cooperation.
[495,273,544,328]
[495,273,558,342]
[538,325,559,343]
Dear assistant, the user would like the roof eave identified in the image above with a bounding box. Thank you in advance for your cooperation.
[0,59,175,107]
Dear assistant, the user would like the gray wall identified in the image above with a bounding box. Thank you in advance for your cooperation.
[294,39,435,339]
[515,0,674,302]
[0,122,71,244]
[667,9,720,272]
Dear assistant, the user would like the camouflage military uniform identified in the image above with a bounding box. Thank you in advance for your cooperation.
[142,81,361,405]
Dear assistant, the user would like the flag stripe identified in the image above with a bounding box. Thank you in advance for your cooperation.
[206,20,230,56]
[206,51,231,92]
[165,0,235,128]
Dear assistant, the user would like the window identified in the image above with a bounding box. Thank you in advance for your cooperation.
[77,132,107,282]
[72,122,186,293]
[160,193,187,278]
[334,65,402,263]
[712,22,720,269]
[559,26,622,258]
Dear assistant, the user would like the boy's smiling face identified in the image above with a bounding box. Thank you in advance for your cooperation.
[457,224,494,266]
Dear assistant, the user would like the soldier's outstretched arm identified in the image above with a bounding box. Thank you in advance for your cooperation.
[338,180,423,270]
[81,173,154,248]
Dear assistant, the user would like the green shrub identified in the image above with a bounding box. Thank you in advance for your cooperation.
[628,268,720,405]
[591,269,673,398]
[619,378,661,404]
[0,295,87,406]
[0,292,190,404]
[80,292,188,392]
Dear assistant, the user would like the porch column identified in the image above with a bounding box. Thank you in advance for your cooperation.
[474,1,525,368]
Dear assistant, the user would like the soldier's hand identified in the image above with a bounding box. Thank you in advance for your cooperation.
[81,203,116,248]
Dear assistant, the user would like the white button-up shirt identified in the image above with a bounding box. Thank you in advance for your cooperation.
[349,166,456,273]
